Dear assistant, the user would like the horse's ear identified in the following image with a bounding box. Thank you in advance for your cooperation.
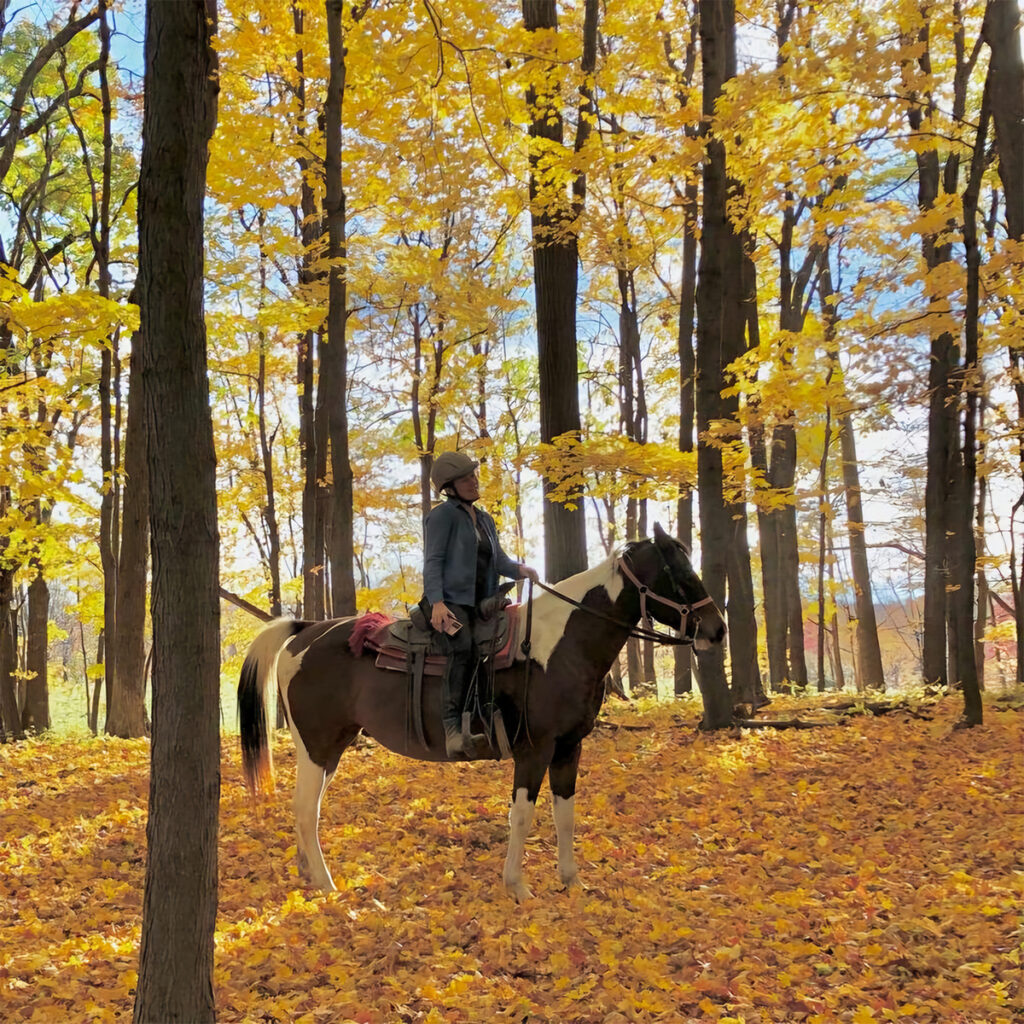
[653,521,671,549]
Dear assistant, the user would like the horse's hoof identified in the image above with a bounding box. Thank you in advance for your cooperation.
[506,881,533,902]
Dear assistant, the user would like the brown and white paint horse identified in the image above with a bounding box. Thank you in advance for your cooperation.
[238,524,725,901]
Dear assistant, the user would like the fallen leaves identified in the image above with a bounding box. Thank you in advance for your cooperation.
[0,696,1020,1023]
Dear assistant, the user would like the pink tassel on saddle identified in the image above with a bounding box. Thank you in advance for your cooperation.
[348,612,394,656]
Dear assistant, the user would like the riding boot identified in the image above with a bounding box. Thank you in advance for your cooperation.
[442,658,468,756]
[443,651,485,757]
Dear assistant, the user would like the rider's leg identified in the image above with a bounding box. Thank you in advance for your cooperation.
[442,603,477,756]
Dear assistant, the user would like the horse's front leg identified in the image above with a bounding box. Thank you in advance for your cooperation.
[549,739,582,889]
[502,744,553,902]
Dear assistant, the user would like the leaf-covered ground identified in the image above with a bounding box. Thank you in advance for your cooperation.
[0,696,1020,1023]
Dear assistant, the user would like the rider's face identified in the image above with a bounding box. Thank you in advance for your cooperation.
[452,471,480,503]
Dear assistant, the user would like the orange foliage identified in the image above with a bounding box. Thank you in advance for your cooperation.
[0,699,1020,1023]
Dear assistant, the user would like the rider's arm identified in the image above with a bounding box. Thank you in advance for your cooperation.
[423,505,454,605]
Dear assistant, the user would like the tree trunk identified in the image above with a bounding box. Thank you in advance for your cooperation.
[827,541,847,692]
[837,411,886,690]
[324,0,357,618]
[108,326,149,739]
[983,0,1024,239]
[674,174,698,696]
[0,567,23,741]
[22,569,49,731]
[982,0,1024,678]
[817,241,886,692]
[904,11,965,688]
[293,3,325,621]
[816,404,832,692]
[133,1,220,1020]
[950,76,990,726]
[975,396,989,690]
[694,0,745,729]
[95,1,120,733]
[90,629,103,735]
[661,2,699,698]
[522,0,589,582]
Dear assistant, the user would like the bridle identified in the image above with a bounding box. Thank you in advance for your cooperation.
[615,554,716,645]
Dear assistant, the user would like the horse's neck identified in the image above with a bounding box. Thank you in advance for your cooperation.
[533,554,624,615]
[524,553,637,671]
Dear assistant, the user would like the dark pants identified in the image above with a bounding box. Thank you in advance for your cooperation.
[440,602,476,728]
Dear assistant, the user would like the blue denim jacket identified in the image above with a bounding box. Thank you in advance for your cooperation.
[423,497,521,606]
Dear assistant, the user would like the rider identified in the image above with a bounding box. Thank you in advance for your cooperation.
[423,450,539,757]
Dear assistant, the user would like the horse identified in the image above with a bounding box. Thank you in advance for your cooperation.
[237,522,726,901]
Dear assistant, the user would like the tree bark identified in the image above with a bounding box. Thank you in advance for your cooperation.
[837,411,886,690]
[0,566,23,741]
[983,0,1024,239]
[817,240,886,692]
[694,0,745,728]
[133,2,220,1020]
[95,0,119,733]
[22,568,49,731]
[950,76,990,725]
[324,0,357,618]
[108,325,149,739]
[903,10,969,688]
[982,0,1024,676]
[675,174,698,696]
[522,0,589,582]
[292,2,325,621]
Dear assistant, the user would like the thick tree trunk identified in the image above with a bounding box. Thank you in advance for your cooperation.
[983,0,1024,239]
[694,0,745,729]
[133,1,220,1020]
[522,0,589,582]
[108,329,149,739]
[982,0,1024,678]
[324,0,356,618]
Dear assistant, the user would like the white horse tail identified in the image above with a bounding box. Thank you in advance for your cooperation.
[238,618,307,798]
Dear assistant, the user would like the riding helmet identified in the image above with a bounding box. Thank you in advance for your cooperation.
[430,450,479,492]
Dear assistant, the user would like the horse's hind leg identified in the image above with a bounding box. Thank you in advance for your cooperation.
[502,744,553,902]
[549,739,582,889]
[293,731,356,892]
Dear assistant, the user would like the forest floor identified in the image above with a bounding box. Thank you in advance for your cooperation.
[0,693,1020,1023]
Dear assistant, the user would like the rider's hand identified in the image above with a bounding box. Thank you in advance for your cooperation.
[431,600,454,633]
[519,564,540,584]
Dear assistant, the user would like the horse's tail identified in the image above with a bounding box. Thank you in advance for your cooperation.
[238,618,307,798]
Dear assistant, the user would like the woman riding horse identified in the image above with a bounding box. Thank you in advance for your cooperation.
[423,450,539,756]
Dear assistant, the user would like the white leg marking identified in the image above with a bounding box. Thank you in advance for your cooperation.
[502,787,536,902]
[552,794,578,888]
[292,746,336,892]
[521,554,625,670]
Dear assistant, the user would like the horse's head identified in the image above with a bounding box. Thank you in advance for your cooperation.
[621,523,726,651]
